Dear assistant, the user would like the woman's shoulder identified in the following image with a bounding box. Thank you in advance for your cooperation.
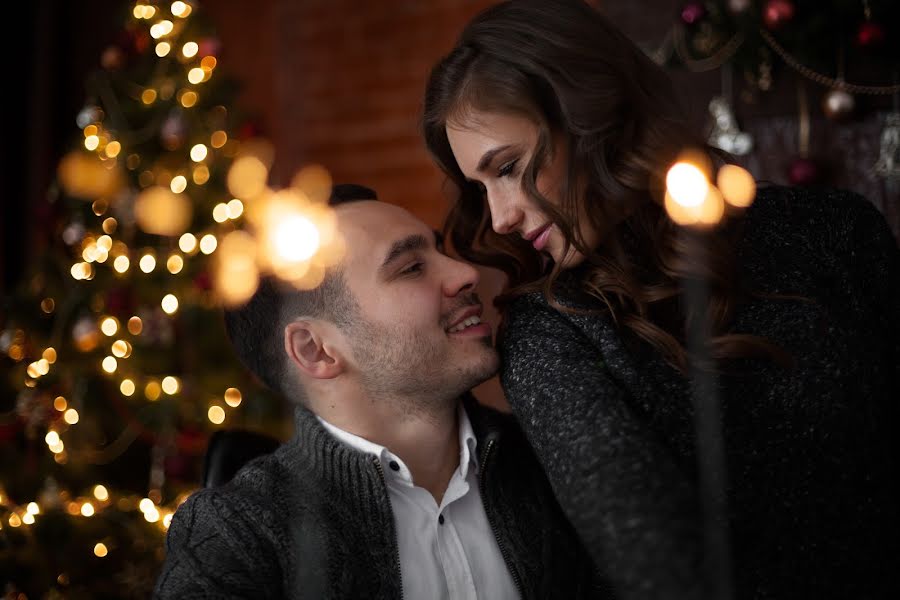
[744,183,895,251]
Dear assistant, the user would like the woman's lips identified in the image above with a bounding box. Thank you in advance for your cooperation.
[532,225,552,251]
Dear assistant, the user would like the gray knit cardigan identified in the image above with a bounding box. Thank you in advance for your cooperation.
[500,185,899,600]
[153,396,606,599]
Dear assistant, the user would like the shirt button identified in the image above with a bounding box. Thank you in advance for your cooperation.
[438,514,445,525]
[389,460,400,472]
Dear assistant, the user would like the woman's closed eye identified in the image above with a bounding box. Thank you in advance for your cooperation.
[497,159,519,178]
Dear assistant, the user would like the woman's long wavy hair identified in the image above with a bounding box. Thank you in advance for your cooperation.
[423,0,785,373]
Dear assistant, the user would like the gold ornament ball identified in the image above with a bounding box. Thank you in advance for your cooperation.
[822,88,855,121]
[134,186,193,236]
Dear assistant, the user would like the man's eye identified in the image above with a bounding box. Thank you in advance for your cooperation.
[498,159,518,178]
[401,262,424,276]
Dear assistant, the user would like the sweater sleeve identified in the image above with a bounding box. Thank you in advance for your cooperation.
[153,488,282,599]
[499,296,704,600]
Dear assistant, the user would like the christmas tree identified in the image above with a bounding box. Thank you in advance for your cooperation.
[0,2,335,596]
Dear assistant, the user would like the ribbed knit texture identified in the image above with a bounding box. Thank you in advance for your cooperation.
[154,396,608,599]
[499,185,899,600]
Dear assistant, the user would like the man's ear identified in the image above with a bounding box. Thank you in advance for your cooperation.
[284,320,345,380]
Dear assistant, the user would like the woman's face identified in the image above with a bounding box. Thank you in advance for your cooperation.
[446,109,599,269]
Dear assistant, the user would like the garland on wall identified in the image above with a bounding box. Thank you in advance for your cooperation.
[652,0,900,185]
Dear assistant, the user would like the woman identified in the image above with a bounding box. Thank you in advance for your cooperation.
[422,1,899,599]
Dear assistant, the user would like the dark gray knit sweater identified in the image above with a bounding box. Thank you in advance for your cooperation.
[500,186,899,600]
[154,396,606,599]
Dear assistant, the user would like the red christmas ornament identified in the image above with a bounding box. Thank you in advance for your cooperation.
[198,37,221,58]
[763,0,795,30]
[194,270,213,291]
[105,287,135,316]
[100,46,125,70]
[856,21,886,48]
[680,2,706,25]
[238,120,263,140]
[787,157,819,186]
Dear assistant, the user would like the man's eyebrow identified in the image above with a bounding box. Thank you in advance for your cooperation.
[476,144,513,172]
[379,234,430,273]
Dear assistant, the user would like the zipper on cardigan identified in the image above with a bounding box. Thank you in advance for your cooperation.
[373,457,404,600]
[478,438,525,599]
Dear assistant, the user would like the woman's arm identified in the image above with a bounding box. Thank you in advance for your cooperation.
[500,296,704,600]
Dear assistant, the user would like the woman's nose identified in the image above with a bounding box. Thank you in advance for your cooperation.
[486,189,524,235]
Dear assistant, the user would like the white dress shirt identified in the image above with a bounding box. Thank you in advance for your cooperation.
[318,407,519,600]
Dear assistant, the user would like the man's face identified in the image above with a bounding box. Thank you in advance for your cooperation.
[336,201,499,406]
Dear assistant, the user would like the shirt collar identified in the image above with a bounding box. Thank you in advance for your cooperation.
[316,405,480,483]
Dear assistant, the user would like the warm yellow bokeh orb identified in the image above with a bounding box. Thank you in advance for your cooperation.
[179,233,198,254]
[161,376,180,395]
[139,254,156,273]
[199,234,218,255]
[212,203,229,223]
[717,164,757,208]
[208,405,226,425]
[214,231,260,306]
[224,387,242,407]
[128,317,143,335]
[100,317,119,337]
[190,144,208,162]
[93,485,109,501]
[114,255,130,273]
[188,68,205,84]
[167,254,184,274]
[102,356,118,374]
[94,543,108,557]
[120,379,136,396]
[58,152,123,200]
[161,294,179,315]
[134,186,192,236]
[145,381,162,401]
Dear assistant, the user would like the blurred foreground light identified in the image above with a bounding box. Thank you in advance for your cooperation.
[665,162,708,208]
[214,231,259,306]
[135,186,192,236]
[716,164,756,208]
[291,164,332,205]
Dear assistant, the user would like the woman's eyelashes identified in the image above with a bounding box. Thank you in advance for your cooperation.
[497,159,519,178]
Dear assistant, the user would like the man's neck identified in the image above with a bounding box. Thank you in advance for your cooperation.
[314,391,461,504]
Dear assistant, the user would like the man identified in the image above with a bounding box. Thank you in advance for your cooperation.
[154,185,604,599]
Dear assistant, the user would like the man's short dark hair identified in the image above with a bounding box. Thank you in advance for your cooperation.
[222,184,377,400]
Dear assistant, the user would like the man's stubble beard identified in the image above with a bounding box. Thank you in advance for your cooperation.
[349,316,498,419]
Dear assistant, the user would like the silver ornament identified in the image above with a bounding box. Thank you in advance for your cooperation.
[822,88,855,120]
[873,112,900,179]
[707,96,754,156]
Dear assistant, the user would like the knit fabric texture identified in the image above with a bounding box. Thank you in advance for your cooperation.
[499,185,899,600]
[153,396,607,599]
